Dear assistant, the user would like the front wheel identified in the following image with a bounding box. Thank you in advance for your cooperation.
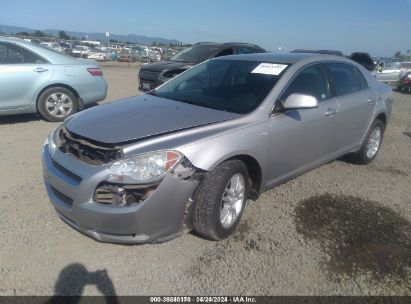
[37,87,78,122]
[348,119,385,165]
[192,160,250,240]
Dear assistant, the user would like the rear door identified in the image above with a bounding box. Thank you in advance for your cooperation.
[267,63,340,187]
[0,42,53,110]
[326,62,376,153]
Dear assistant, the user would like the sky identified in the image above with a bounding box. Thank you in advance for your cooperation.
[1,0,410,57]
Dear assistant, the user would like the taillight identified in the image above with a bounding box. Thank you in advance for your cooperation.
[87,68,103,76]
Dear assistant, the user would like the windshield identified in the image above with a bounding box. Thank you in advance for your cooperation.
[170,45,220,63]
[153,60,287,114]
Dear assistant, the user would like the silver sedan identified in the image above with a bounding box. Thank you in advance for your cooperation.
[0,37,107,121]
[43,53,393,243]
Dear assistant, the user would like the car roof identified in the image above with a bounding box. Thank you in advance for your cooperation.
[0,36,90,64]
[214,52,323,64]
[291,49,343,56]
[195,42,262,48]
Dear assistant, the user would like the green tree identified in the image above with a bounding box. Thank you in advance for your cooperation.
[33,30,47,38]
[394,51,402,59]
[58,30,70,40]
[16,31,31,37]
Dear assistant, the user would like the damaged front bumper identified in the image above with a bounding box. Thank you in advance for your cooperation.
[42,142,200,244]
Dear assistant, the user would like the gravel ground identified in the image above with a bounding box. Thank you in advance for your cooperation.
[0,64,410,296]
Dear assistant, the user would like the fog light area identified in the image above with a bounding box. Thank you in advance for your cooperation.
[93,183,158,207]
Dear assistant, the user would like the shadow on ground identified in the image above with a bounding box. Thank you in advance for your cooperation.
[295,194,411,281]
[0,113,41,125]
[0,103,100,126]
[46,263,119,304]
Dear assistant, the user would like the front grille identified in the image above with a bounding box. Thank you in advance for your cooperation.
[58,127,122,165]
[50,186,73,206]
[52,159,82,183]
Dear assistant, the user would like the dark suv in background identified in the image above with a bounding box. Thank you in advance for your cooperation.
[291,49,375,71]
[138,42,266,91]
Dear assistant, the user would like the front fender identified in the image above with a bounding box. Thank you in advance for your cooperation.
[177,121,270,179]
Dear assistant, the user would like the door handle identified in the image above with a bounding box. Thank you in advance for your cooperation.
[325,108,337,117]
[367,97,376,104]
[34,67,48,73]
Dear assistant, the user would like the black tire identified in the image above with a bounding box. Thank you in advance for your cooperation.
[348,119,385,165]
[192,160,250,240]
[37,87,78,122]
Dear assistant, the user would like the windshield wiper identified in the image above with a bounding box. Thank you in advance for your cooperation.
[170,59,186,62]
[146,89,157,96]
[175,98,230,112]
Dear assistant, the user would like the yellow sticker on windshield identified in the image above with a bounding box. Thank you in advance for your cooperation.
[251,63,288,75]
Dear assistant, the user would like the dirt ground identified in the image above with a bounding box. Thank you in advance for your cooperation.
[0,64,410,296]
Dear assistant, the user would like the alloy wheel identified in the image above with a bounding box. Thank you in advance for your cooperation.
[45,93,73,118]
[366,127,382,159]
[220,173,245,229]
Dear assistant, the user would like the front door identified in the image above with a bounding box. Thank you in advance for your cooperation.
[267,64,340,188]
[0,42,53,110]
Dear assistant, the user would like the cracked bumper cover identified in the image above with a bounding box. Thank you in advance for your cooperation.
[42,143,199,244]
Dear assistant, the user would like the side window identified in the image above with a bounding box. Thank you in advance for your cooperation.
[0,42,23,64]
[282,65,329,102]
[0,42,47,65]
[354,67,369,89]
[0,44,7,63]
[328,63,365,96]
[215,48,234,57]
[237,47,252,54]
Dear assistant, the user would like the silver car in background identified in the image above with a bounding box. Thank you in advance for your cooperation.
[0,37,107,121]
[376,61,411,86]
[43,53,393,244]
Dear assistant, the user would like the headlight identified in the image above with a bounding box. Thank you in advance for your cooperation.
[45,127,58,155]
[108,151,183,184]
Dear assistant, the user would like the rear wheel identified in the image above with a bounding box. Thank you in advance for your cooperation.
[37,87,78,122]
[192,160,250,240]
[348,119,385,165]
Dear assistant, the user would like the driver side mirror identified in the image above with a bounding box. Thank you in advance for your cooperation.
[283,93,318,110]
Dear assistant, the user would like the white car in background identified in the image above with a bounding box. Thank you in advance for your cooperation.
[39,42,64,53]
[151,49,162,61]
[376,61,411,85]
[88,49,110,61]
[72,45,90,58]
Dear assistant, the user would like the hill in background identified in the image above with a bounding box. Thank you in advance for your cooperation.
[0,24,181,45]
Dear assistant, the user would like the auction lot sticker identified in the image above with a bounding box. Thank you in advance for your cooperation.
[251,63,288,75]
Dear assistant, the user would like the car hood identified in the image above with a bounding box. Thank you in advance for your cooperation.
[140,60,194,73]
[65,95,241,144]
